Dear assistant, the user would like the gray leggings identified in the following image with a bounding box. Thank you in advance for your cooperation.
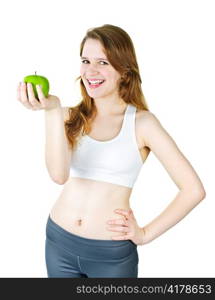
[45,215,139,278]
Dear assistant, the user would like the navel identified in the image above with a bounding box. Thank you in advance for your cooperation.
[77,219,82,226]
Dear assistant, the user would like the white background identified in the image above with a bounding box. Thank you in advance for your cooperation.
[0,0,214,278]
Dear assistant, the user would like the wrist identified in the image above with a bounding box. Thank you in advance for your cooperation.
[140,227,149,245]
[45,98,62,111]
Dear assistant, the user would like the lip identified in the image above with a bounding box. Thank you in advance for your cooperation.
[86,79,105,86]
[86,79,105,89]
[87,78,105,81]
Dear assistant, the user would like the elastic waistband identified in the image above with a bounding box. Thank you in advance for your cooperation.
[46,215,137,260]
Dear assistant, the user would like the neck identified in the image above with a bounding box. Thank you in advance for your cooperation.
[93,95,127,117]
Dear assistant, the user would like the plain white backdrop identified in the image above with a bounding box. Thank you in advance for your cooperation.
[0,0,214,277]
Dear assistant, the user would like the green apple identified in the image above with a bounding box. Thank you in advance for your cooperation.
[23,71,49,100]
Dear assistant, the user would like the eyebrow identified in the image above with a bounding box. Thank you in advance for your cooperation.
[81,56,108,61]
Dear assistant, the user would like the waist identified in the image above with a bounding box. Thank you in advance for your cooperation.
[50,177,132,239]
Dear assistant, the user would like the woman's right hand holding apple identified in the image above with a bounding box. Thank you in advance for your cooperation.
[17,82,61,111]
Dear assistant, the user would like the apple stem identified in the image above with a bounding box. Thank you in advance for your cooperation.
[35,71,37,75]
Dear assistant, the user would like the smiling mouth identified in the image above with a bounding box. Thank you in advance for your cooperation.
[87,79,105,88]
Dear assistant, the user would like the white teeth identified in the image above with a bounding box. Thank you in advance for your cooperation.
[88,80,104,84]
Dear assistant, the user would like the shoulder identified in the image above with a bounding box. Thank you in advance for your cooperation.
[137,109,159,125]
[136,109,162,148]
[136,108,181,164]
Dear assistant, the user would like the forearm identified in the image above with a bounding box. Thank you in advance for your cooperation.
[142,189,205,244]
[45,104,70,183]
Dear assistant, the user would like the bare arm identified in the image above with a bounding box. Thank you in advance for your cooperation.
[17,82,72,185]
[45,105,72,184]
[140,112,206,244]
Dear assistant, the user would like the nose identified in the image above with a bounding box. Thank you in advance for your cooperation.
[86,62,100,74]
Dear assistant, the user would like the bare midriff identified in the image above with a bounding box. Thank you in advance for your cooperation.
[50,177,132,240]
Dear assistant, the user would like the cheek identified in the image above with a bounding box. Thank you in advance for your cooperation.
[102,71,114,81]
[109,70,121,83]
[111,75,121,86]
[80,65,85,76]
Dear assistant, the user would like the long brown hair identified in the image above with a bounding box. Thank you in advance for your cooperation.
[65,24,150,151]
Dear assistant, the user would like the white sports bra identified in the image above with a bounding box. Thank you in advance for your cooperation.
[70,104,144,188]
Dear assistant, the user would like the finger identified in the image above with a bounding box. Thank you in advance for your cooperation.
[17,82,22,101]
[107,219,128,226]
[36,85,46,108]
[20,82,28,102]
[20,82,33,109]
[27,83,41,109]
[107,226,129,233]
[34,85,47,109]
[111,235,130,241]
[36,84,46,102]
[114,209,131,219]
[118,208,134,218]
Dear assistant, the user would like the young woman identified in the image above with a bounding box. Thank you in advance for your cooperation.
[17,24,206,278]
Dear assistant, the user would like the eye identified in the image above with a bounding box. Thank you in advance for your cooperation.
[81,60,108,65]
[99,61,108,65]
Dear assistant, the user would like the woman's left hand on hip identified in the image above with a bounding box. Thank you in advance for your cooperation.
[106,208,145,246]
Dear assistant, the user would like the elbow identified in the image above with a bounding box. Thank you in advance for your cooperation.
[181,186,206,202]
[191,187,206,202]
[54,178,67,185]
[197,188,206,201]
[193,183,206,201]
[52,173,70,185]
